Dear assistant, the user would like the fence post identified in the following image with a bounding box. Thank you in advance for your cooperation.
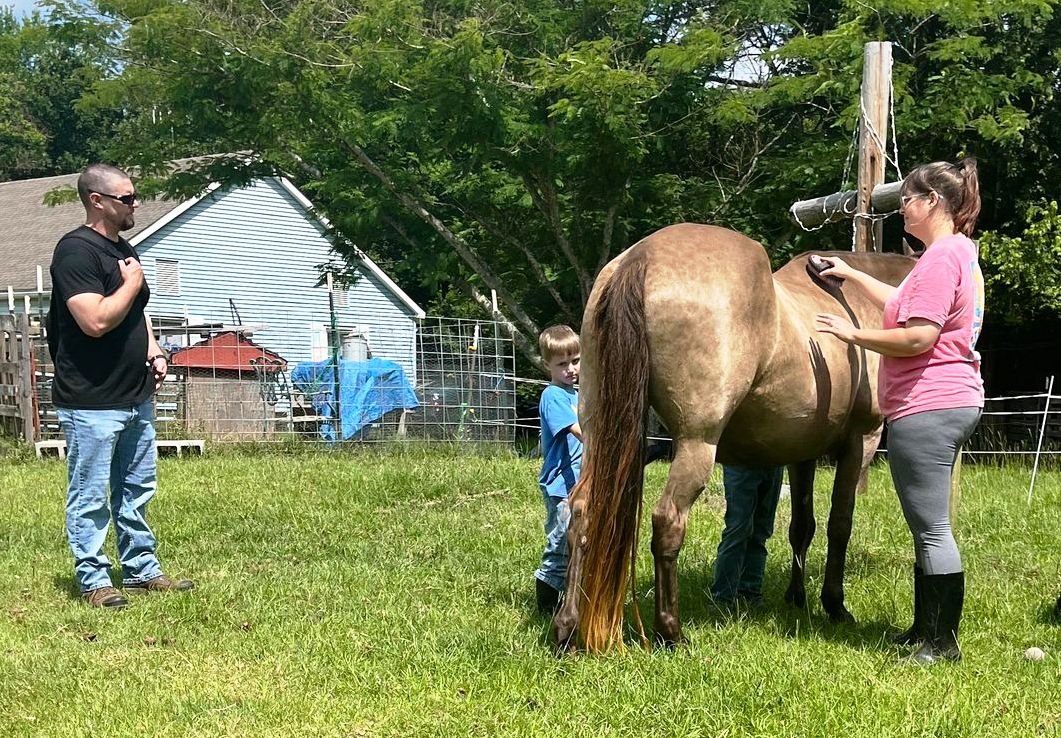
[1027,375,1055,504]
[16,313,35,443]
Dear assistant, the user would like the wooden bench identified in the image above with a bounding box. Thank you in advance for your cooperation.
[35,439,205,460]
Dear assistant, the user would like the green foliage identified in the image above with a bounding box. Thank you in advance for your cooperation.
[0,1,126,180]
[980,201,1061,322]
[8,0,1060,345]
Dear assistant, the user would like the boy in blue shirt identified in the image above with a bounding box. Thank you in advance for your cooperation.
[534,325,583,615]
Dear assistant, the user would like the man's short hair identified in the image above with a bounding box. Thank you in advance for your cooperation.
[77,163,131,208]
[539,324,580,362]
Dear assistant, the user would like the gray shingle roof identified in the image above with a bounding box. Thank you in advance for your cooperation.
[0,172,183,292]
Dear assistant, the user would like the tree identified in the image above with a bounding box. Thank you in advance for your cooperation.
[70,0,1061,363]
[0,9,49,178]
[0,2,126,181]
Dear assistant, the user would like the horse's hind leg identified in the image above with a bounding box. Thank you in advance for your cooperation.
[784,459,817,610]
[652,439,715,648]
[553,492,587,652]
[821,429,880,623]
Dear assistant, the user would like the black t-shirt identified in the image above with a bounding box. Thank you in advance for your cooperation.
[48,226,154,409]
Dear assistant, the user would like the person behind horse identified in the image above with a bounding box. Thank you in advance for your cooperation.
[534,325,583,614]
[815,158,985,665]
[711,465,784,609]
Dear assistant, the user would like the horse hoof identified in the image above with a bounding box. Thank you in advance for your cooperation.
[825,606,856,624]
[653,631,688,651]
[552,637,580,657]
[784,587,807,609]
[552,618,578,653]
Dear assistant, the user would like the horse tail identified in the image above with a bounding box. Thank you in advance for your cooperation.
[576,246,651,652]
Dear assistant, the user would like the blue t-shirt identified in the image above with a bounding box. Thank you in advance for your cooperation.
[539,383,582,498]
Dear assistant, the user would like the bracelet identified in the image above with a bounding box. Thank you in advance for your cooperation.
[147,354,168,364]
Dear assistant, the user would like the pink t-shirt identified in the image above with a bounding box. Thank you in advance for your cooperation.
[879,233,985,421]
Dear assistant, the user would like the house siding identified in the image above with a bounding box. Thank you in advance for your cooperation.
[137,178,419,384]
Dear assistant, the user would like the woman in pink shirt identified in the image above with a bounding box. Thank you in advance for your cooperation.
[815,158,984,665]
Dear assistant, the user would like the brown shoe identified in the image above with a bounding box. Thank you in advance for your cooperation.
[83,586,128,609]
[125,575,196,594]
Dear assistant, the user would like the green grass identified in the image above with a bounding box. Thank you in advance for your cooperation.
[1,448,1060,737]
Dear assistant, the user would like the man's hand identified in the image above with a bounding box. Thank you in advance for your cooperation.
[149,355,168,391]
[118,257,144,291]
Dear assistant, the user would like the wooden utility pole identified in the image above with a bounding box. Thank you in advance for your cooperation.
[789,42,896,251]
[856,42,893,252]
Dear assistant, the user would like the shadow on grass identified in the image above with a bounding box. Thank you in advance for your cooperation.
[1035,596,1061,625]
[517,571,902,657]
[51,573,81,600]
[655,565,901,653]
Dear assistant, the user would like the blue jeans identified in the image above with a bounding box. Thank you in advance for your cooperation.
[534,492,570,592]
[57,400,164,593]
[711,465,784,603]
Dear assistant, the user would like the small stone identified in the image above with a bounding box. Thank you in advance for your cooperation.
[1025,646,1045,661]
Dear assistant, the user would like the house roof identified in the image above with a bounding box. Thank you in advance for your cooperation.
[0,169,426,319]
[0,173,182,293]
[170,330,287,371]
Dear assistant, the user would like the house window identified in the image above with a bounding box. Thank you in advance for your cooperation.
[156,259,180,296]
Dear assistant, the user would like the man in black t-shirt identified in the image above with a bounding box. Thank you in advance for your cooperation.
[49,163,194,608]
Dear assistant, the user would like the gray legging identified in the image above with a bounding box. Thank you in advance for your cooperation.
[888,407,982,575]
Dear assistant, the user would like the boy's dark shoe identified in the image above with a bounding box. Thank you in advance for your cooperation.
[83,586,128,609]
[536,579,562,615]
[125,575,196,594]
[736,590,765,608]
[1054,593,1061,620]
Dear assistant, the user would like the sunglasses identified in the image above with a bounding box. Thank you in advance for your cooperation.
[899,192,932,208]
[94,191,140,207]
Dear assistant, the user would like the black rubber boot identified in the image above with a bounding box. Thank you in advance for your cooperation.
[535,578,561,615]
[890,565,925,646]
[907,571,964,665]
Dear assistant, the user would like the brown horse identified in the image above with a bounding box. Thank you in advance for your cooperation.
[554,223,915,652]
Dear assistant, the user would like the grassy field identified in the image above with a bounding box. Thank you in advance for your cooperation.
[1,446,1060,737]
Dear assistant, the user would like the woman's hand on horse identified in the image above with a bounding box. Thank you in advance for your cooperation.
[817,256,858,281]
[815,313,857,343]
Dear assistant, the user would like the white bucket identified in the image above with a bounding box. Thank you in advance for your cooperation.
[341,330,370,361]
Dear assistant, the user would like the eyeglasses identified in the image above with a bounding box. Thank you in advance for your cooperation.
[94,191,140,207]
[899,192,931,208]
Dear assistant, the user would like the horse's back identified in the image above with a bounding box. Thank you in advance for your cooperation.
[720,250,917,463]
[588,224,779,442]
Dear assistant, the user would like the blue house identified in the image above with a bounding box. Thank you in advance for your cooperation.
[2,171,425,384]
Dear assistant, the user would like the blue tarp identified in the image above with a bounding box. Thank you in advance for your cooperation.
[290,357,420,441]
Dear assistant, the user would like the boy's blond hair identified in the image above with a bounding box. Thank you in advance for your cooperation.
[539,324,580,363]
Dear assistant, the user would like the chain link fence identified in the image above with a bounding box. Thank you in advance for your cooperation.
[31,316,516,446]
